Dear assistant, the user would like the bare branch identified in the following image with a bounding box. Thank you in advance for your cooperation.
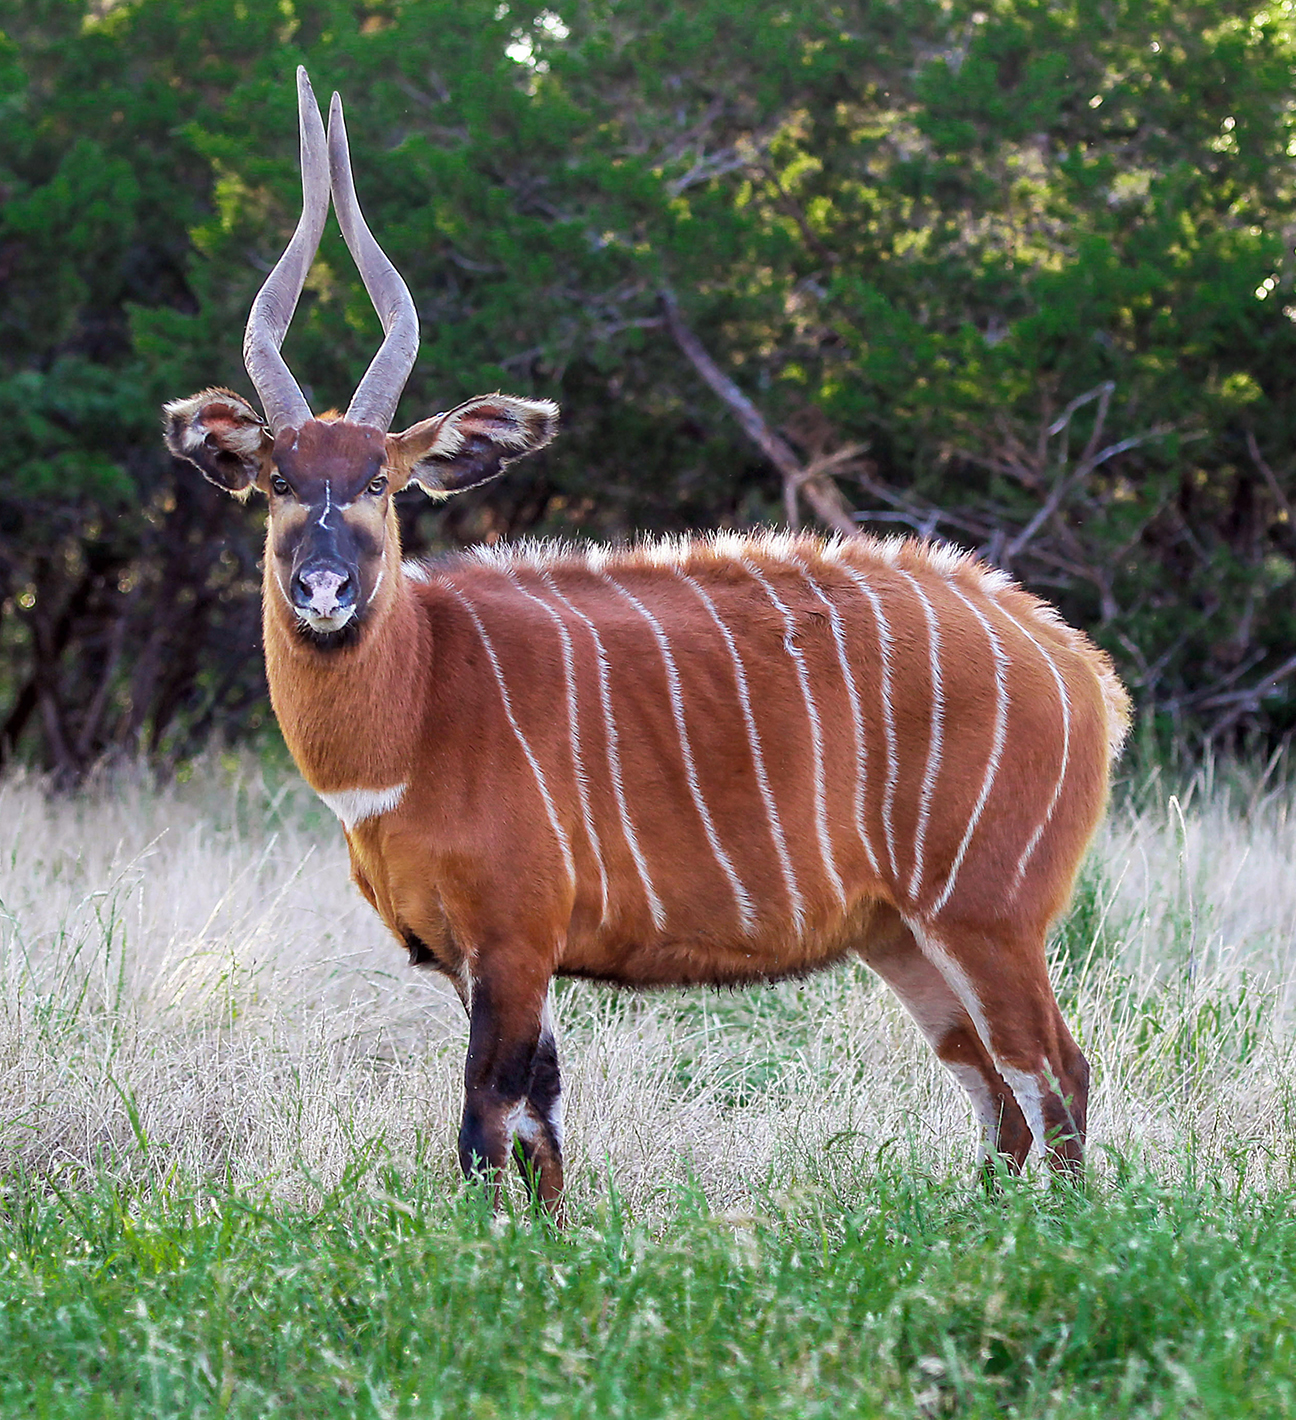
[1246,429,1295,525]
[661,288,860,537]
[665,117,784,195]
[659,289,803,475]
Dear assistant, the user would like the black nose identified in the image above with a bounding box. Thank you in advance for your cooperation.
[292,563,357,615]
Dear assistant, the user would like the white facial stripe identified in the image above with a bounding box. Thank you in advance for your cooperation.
[834,563,899,884]
[744,560,846,912]
[994,600,1073,894]
[318,783,407,830]
[272,563,296,614]
[794,561,880,879]
[928,584,1010,917]
[538,572,666,933]
[895,570,945,903]
[605,574,758,936]
[677,571,806,936]
[505,572,609,925]
[446,585,576,891]
[318,480,332,527]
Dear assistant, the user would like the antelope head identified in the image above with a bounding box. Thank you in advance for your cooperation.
[164,68,557,641]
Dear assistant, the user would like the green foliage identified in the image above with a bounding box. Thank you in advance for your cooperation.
[5,1162,1296,1415]
[4,0,1296,770]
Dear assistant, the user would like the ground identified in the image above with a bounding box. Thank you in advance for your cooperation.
[1,749,1295,1415]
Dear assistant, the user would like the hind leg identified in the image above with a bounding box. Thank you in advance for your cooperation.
[909,918,1089,1176]
[857,908,1034,1176]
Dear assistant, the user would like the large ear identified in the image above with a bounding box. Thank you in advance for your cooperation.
[163,388,275,497]
[386,394,558,498]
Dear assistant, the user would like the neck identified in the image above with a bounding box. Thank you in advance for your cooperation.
[263,537,427,793]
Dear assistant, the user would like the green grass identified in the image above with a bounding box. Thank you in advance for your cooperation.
[3,1159,1296,1418]
[7,757,1296,1415]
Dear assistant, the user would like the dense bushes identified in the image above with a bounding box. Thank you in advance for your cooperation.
[3,0,1296,772]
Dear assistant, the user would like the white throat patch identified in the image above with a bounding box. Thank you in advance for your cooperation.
[317,783,408,829]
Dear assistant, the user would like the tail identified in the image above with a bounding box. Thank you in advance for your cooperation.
[1090,644,1132,768]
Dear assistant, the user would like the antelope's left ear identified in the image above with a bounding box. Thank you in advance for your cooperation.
[386,394,559,497]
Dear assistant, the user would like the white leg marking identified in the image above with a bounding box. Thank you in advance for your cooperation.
[503,1100,549,1149]
[444,586,576,890]
[742,560,846,911]
[453,962,474,1018]
[896,570,944,903]
[993,600,1073,893]
[834,564,900,884]
[317,783,408,830]
[506,572,609,924]
[677,571,806,935]
[997,1066,1048,1156]
[794,561,880,877]
[537,572,667,931]
[540,991,564,1151]
[944,1060,1002,1162]
[911,924,1048,1159]
[927,585,1010,916]
[604,575,758,934]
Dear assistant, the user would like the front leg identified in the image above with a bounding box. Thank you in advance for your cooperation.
[459,963,564,1216]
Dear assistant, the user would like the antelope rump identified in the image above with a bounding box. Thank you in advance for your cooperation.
[164,69,1130,1213]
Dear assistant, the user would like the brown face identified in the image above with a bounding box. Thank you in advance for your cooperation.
[164,387,561,640]
[264,420,393,642]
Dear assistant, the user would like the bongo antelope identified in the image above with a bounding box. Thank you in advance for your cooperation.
[164,69,1129,1212]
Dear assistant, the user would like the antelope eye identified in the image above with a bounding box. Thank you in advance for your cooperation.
[270,474,290,497]
[367,474,388,496]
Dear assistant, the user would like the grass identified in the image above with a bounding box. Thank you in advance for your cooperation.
[5,1164,1296,1416]
[3,748,1296,1414]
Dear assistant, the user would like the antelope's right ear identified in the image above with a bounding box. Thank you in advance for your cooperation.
[163,388,275,498]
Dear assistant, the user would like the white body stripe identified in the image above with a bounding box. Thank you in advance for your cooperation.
[927,585,1010,916]
[897,570,944,902]
[677,571,806,934]
[604,575,758,934]
[832,562,900,883]
[317,783,407,830]
[994,600,1073,893]
[505,572,609,923]
[743,560,846,909]
[537,572,667,931]
[445,585,576,890]
[794,562,880,878]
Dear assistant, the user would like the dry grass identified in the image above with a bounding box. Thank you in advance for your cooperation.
[1,749,1294,1215]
